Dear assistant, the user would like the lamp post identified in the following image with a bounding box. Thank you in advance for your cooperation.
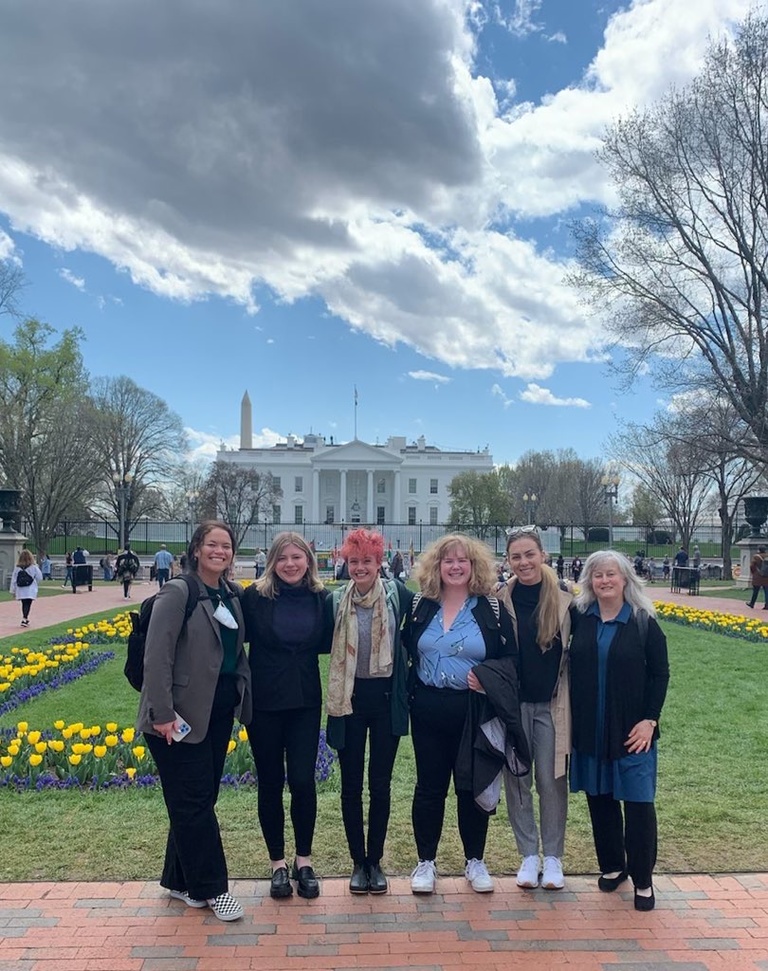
[113,472,133,549]
[601,474,620,548]
[522,492,538,525]
[186,491,198,544]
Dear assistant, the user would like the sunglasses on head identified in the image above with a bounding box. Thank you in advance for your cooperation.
[506,525,539,540]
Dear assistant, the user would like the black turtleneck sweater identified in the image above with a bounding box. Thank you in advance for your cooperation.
[511,581,562,704]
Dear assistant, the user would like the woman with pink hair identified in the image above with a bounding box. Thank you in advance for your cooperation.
[326,528,413,895]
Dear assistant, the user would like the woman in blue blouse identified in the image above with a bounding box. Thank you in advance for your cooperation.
[570,551,670,911]
[404,534,515,896]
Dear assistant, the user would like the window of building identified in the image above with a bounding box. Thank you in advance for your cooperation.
[377,478,386,494]
[430,478,438,494]
[408,507,417,525]
[272,476,281,492]
[377,506,385,525]
[429,507,438,525]
[294,505,303,525]
[408,478,417,494]
[272,504,281,524]
[326,505,334,524]
[295,476,303,493]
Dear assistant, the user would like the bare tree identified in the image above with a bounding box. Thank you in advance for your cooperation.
[0,319,100,551]
[90,376,187,544]
[201,460,281,548]
[571,12,768,466]
[0,260,24,319]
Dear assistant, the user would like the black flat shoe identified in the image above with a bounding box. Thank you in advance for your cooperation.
[634,886,655,911]
[292,861,320,899]
[367,863,388,895]
[349,863,369,894]
[598,870,628,893]
[270,866,293,899]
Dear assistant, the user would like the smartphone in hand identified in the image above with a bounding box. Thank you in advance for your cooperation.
[171,712,192,742]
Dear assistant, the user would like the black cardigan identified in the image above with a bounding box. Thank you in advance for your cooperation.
[569,609,670,761]
[241,584,332,711]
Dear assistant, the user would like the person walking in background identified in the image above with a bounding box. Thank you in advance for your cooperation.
[569,550,669,912]
[404,534,522,896]
[499,527,575,891]
[40,553,52,581]
[326,529,413,895]
[571,556,583,583]
[116,544,140,599]
[746,545,768,609]
[154,544,175,587]
[254,549,267,578]
[10,550,44,627]
[138,520,251,922]
[62,550,74,587]
[241,533,332,901]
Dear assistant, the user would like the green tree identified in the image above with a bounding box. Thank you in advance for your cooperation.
[0,319,99,551]
[447,470,509,539]
[572,12,768,466]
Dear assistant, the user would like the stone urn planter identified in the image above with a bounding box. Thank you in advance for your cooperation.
[0,488,22,533]
[743,496,768,538]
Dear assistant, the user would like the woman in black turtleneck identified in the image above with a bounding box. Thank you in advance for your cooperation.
[241,532,332,900]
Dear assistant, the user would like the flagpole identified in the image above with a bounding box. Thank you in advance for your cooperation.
[354,385,358,440]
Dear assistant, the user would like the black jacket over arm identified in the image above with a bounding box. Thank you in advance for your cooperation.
[241,585,331,711]
[569,610,670,761]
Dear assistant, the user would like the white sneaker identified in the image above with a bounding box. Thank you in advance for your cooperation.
[410,859,437,894]
[541,856,565,890]
[465,858,494,893]
[516,855,540,888]
[168,889,207,908]
[206,892,244,921]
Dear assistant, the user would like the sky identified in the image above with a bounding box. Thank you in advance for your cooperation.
[0,0,755,468]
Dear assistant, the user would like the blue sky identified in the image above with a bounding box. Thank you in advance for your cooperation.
[0,0,753,467]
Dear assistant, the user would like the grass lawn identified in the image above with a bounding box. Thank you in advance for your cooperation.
[0,617,765,882]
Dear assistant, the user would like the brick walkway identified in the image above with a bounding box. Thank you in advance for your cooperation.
[2,584,767,970]
[2,873,767,971]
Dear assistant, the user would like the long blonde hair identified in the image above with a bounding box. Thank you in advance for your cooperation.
[256,531,324,599]
[506,530,564,650]
[414,533,497,601]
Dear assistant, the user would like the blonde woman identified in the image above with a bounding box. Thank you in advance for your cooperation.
[499,528,574,891]
[10,549,43,627]
[404,534,522,895]
[241,532,332,900]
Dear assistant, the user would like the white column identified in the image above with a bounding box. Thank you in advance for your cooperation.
[393,470,402,522]
[312,469,320,521]
[340,469,347,522]
[367,469,374,523]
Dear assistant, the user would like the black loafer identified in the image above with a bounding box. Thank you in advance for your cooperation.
[367,863,388,895]
[270,866,293,899]
[634,886,655,911]
[291,861,320,899]
[349,863,369,894]
[598,870,628,893]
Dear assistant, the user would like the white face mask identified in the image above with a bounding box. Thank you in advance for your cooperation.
[213,600,238,629]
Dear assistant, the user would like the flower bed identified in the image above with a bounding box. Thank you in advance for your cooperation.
[654,601,768,641]
[0,720,336,790]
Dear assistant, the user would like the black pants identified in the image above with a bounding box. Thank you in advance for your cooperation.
[145,675,239,901]
[19,598,32,620]
[121,575,133,597]
[748,584,768,607]
[337,678,400,866]
[247,705,320,861]
[157,568,170,587]
[586,792,657,890]
[410,684,488,862]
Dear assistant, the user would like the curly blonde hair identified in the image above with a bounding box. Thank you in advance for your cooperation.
[414,533,497,601]
[256,531,324,599]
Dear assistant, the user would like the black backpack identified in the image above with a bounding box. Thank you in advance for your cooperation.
[124,574,240,691]
[16,568,34,587]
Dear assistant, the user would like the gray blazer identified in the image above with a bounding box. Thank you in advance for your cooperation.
[136,574,252,742]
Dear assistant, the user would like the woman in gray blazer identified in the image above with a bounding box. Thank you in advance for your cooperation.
[137,520,252,922]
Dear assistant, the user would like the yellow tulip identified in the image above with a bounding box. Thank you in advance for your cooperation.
[62,727,74,740]
[126,767,136,779]
[94,745,107,758]
[27,730,41,745]
[227,740,237,754]
[132,746,146,760]
[0,756,12,768]
[34,742,47,754]
[16,721,28,734]
[79,728,92,740]
[68,754,82,766]
[71,743,86,755]
[54,720,65,730]
[106,722,118,733]
[29,754,43,767]
[122,728,135,743]
[105,734,119,748]
[238,727,248,742]
[7,744,20,757]
[91,725,101,736]
[48,740,65,753]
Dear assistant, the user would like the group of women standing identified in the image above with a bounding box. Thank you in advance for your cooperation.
[137,520,669,922]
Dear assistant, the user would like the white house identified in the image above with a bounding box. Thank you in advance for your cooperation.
[217,392,494,526]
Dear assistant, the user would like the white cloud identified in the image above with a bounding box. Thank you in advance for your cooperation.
[408,370,450,383]
[185,425,282,462]
[491,383,513,408]
[519,383,591,408]
[59,267,85,290]
[0,0,753,383]
[0,228,16,261]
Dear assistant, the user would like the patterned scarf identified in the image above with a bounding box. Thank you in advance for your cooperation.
[326,578,392,717]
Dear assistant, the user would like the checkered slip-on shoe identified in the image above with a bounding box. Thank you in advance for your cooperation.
[206,892,244,922]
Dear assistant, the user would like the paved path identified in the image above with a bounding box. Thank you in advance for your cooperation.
[2,583,767,970]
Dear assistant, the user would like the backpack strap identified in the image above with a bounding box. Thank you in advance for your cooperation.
[636,609,649,646]
[486,595,500,622]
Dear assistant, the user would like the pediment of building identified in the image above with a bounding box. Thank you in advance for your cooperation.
[311,438,403,467]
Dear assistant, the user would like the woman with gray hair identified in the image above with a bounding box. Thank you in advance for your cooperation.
[569,550,669,912]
